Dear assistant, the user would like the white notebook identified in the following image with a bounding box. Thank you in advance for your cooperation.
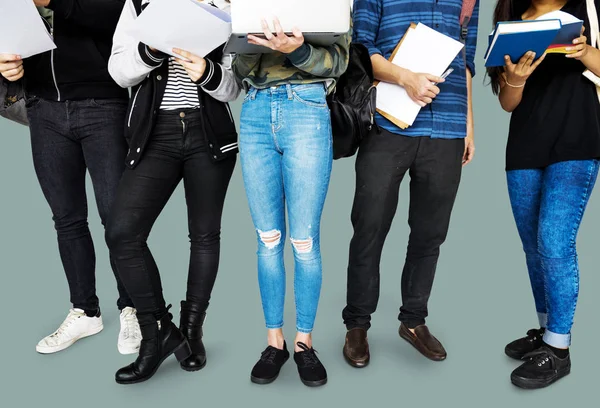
[128,0,232,59]
[0,0,56,58]
[376,23,464,129]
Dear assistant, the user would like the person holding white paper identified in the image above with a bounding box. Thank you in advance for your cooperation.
[106,0,241,384]
[342,0,479,367]
[488,0,600,390]
[1,0,143,357]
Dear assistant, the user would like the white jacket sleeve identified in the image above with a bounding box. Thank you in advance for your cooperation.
[198,53,241,103]
[108,0,165,88]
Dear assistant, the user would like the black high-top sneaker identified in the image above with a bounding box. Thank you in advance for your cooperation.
[511,346,571,389]
[505,328,545,360]
[179,301,207,372]
[115,308,191,384]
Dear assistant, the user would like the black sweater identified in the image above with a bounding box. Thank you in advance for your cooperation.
[24,0,128,101]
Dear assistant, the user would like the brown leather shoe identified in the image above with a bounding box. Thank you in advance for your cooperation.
[343,328,370,368]
[399,324,447,361]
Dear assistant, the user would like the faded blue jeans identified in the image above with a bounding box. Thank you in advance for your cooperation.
[507,160,599,348]
[239,84,333,334]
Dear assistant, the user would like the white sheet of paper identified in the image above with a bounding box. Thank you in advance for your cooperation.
[376,23,464,127]
[128,0,232,60]
[0,0,56,58]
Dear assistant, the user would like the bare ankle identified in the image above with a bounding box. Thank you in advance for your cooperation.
[294,332,312,351]
[267,329,285,349]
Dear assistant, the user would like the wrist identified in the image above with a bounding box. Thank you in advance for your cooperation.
[396,67,411,87]
[504,75,526,88]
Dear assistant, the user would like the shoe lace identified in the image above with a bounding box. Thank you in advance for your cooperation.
[297,342,320,368]
[51,309,84,339]
[523,347,552,367]
[121,308,141,340]
[260,347,279,365]
[525,328,544,343]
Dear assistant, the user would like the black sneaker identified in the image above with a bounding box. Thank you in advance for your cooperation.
[293,342,327,387]
[510,346,571,389]
[250,342,290,384]
[505,328,545,360]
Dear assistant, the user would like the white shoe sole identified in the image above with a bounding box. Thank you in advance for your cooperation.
[36,324,104,354]
[118,343,141,355]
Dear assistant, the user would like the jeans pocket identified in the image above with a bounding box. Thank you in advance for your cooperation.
[292,86,328,108]
[25,96,42,109]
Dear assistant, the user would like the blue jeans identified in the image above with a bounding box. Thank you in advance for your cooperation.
[507,160,599,348]
[240,84,333,334]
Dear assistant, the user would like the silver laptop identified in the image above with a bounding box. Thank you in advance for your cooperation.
[224,0,351,54]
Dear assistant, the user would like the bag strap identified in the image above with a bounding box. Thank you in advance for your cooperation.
[584,0,600,103]
[588,0,599,48]
[460,0,477,42]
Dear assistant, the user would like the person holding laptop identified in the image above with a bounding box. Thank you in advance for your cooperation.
[106,0,240,384]
[342,0,479,367]
[488,0,600,390]
[0,0,142,356]
[232,6,351,387]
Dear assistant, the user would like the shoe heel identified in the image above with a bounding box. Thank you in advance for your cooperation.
[174,340,192,362]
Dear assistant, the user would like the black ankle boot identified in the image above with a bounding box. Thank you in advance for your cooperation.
[179,301,207,372]
[115,309,191,384]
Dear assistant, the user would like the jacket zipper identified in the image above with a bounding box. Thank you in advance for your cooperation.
[128,85,143,128]
[49,14,61,101]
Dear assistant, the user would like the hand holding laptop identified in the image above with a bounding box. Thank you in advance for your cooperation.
[247,18,305,54]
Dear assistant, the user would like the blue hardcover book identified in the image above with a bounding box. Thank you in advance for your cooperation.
[539,11,583,54]
[484,19,562,67]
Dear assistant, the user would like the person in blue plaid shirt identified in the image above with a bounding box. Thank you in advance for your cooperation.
[342,0,479,367]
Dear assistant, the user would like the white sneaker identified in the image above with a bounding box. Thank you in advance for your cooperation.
[118,307,142,355]
[36,309,104,354]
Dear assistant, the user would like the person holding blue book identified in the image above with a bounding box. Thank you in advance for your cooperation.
[488,0,600,390]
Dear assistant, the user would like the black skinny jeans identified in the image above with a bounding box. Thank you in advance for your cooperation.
[343,128,463,330]
[27,98,132,313]
[106,110,236,323]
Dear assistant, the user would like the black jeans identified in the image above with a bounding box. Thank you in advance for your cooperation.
[27,98,132,312]
[105,110,236,323]
[343,128,463,330]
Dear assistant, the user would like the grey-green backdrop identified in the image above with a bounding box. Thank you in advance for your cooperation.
[1,2,598,407]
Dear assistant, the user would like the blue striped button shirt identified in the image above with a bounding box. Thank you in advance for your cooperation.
[353,0,480,139]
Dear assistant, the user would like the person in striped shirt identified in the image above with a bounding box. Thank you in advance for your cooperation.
[105,0,241,384]
[342,0,479,367]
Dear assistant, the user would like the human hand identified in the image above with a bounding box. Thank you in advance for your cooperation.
[463,128,475,166]
[504,51,546,86]
[247,18,305,54]
[400,70,444,107]
[565,27,590,60]
[0,54,24,82]
[173,48,207,83]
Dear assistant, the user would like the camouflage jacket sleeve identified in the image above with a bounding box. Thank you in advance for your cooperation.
[287,31,351,79]
[231,54,262,85]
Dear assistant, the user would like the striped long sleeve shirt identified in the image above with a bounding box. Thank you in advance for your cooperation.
[353,0,480,139]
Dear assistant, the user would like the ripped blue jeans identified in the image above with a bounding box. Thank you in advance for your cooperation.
[239,84,333,333]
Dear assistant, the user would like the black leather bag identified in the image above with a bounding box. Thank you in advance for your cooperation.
[0,79,28,126]
[327,43,377,160]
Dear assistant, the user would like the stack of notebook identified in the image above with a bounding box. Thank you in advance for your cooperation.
[484,11,583,67]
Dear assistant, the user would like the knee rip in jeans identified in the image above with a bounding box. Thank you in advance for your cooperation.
[258,229,282,249]
[291,237,313,254]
